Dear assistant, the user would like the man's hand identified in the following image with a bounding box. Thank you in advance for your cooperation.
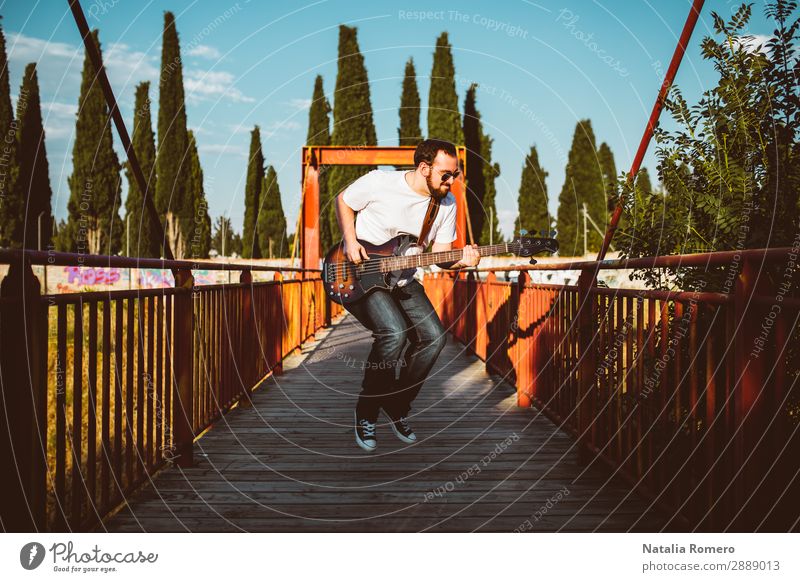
[458,244,480,268]
[343,238,370,264]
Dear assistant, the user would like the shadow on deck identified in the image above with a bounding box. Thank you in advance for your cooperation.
[105,313,671,532]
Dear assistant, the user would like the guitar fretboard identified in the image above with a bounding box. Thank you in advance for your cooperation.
[375,243,515,272]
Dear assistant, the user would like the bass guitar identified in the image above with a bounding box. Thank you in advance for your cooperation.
[322,234,558,305]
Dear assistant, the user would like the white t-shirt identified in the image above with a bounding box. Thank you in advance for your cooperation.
[341,169,457,248]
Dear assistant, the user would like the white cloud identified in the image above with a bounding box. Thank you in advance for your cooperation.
[6,32,82,93]
[226,123,254,135]
[734,34,772,55]
[189,125,215,136]
[184,69,255,104]
[102,41,159,91]
[187,45,221,60]
[7,32,78,61]
[261,119,301,139]
[40,101,78,141]
[199,143,248,158]
[6,32,159,102]
[286,98,312,111]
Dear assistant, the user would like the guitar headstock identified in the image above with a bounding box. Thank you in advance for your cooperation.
[511,236,559,257]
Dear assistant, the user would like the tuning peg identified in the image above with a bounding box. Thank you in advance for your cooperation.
[519,229,528,237]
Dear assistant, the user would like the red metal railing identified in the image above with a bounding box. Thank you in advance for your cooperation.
[424,247,799,531]
[0,250,342,531]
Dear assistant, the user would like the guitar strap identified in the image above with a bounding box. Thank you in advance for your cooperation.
[416,195,441,248]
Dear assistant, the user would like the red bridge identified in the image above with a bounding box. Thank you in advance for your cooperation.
[1,0,798,533]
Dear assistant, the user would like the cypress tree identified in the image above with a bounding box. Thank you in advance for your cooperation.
[428,32,463,144]
[479,131,502,245]
[123,82,160,257]
[327,25,377,239]
[65,31,122,254]
[211,215,235,256]
[556,119,605,255]
[306,75,333,253]
[156,11,191,259]
[463,84,486,242]
[598,142,618,214]
[257,165,289,258]
[0,22,20,247]
[398,58,422,146]
[242,125,263,258]
[186,130,210,258]
[308,76,331,146]
[517,145,550,237]
[14,63,53,250]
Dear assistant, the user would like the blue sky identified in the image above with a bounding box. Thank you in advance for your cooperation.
[2,0,776,240]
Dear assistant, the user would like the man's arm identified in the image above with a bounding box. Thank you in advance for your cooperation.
[432,241,480,270]
[335,192,369,263]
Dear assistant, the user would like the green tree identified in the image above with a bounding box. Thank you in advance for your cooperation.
[516,145,550,238]
[53,219,67,252]
[556,119,605,255]
[428,32,463,144]
[398,57,422,146]
[156,11,191,258]
[327,25,377,239]
[462,84,501,245]
[621,2,800,290]
[242,125,263,258]
[123,82,160,257]
[211,215,236,256]
[257,165,289,258]
[64,31,121,254]
[598,142,618,214]
[230,231,243,256]
[186,130,210,258]
[306,75,333,253]
[636,167,653,197]
[463,84,486,242]
[14,64,53,251]
[0,22,19,247]
[479,131,502,245]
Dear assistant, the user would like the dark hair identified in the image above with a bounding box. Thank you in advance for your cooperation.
[413,139,457,167]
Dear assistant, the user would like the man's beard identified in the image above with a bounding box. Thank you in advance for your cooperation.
[425,174,450,200]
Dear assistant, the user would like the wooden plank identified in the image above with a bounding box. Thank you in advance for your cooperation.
[101,299,111,510]
[87,300,98,512]
[55,303,67,530]
[156,295,163,467]
[71,300,84,527]
[125,298,134,485]
[136,297,145,481]
[147,295,155,470]
[104,313,669,533]
[113,299,123,500]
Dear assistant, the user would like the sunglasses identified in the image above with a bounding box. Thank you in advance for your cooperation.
[440,169,461,182]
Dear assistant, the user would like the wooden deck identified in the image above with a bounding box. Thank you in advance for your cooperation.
[105,313,671,532]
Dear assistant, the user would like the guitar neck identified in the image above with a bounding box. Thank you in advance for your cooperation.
[380,243,512,271]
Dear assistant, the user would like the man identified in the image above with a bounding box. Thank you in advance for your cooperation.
[335,139,481,452]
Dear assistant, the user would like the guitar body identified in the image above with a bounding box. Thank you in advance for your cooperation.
[323,234,559,306]
[323,235,421,305]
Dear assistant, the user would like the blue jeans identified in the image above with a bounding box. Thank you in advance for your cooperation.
[344,278,448,421]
